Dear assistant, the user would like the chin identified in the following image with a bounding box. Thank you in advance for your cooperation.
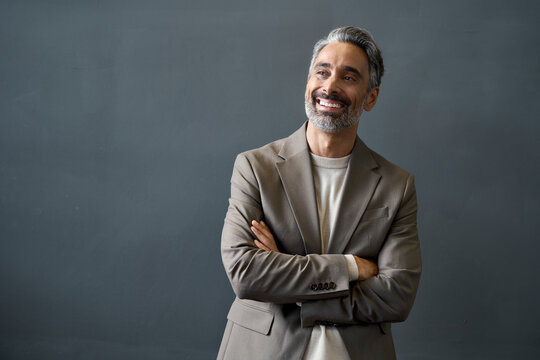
[308,117,358,134]
[305,99,361,134]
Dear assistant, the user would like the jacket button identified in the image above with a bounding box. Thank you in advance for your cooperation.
[310,284,318,291]
[329,282,336,289]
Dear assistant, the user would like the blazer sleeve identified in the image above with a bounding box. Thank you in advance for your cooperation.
[221,153,352,304]
[300,174,422,326]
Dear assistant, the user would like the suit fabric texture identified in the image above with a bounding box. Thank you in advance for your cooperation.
[218,122,421,359]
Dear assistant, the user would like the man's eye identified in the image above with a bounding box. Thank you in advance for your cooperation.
[344,76,355,81]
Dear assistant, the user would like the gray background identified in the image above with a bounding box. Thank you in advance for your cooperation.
[1,0,539,359]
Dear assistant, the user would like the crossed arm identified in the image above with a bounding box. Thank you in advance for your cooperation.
[222,154,421,325]
[251,220,378,281]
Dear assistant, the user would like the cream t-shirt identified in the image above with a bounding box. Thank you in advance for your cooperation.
[302,153,358,360]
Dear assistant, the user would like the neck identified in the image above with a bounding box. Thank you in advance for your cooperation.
[306,121,358,158]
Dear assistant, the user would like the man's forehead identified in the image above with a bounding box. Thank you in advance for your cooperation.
[314,42,368,72]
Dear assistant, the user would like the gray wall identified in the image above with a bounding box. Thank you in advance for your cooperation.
[2,0,539,359]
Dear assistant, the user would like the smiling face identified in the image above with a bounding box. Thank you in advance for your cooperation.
[305,41,379,133]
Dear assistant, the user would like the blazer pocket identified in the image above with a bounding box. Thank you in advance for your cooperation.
[227,299,274,335]
[361,206,389,222]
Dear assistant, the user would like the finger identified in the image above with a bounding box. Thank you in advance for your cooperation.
[251,226,273,248]
[254,239,271,251]
[257,236,277,252]
[251,220,266,234]
[258,221,274,239]
[252,220,274,240]
[251,221,279,252]
[251,225,268,240]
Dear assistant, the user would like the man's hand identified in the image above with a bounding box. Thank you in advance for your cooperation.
[354,256,379,281]
[251,220,280,252]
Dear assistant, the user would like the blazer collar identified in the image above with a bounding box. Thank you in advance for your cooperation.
[275,123,321,254]
[326,135,381,254]
[275,122,381,255]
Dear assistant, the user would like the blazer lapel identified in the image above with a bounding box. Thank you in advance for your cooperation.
[327,137,381,255]
[275,124,321,255]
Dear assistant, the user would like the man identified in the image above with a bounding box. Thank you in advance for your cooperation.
[218,26,421,360]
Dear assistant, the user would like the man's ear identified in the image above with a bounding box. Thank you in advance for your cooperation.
[363,87,380,111]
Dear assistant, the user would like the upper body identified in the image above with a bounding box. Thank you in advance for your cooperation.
[218,26,421,360]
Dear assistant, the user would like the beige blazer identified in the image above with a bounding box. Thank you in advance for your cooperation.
[218,123,421,360]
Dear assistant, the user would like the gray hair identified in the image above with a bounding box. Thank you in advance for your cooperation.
[309,26,385,91]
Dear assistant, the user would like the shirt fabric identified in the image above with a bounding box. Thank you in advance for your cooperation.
[302,153,357,360]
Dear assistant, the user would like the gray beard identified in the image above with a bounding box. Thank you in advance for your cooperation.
[305,97,365,133]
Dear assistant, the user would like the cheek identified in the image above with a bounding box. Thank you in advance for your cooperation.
[304,87,312,102]
[305,78,319,99]
[352,91,367,106]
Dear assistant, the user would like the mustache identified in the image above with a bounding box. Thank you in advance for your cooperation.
[312,91,351,106]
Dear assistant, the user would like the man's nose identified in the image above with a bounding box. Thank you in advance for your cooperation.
[322,75,340,95]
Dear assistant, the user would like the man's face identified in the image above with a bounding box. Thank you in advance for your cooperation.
[305,41,378,133]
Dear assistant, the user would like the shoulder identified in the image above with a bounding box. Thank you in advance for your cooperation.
[367,146,414,184]
[237,136,286,163]
[230,137,286,179]
[235,122,307,165]
[234,126,301,171]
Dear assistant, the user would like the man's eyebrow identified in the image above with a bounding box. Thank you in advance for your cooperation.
[314,63,362,77]
[342,65,361,76]
[314,62,331,68]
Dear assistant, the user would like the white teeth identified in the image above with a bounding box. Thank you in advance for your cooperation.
[319,100,342,108]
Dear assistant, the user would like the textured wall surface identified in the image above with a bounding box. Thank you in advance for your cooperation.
[1,0,539,358]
